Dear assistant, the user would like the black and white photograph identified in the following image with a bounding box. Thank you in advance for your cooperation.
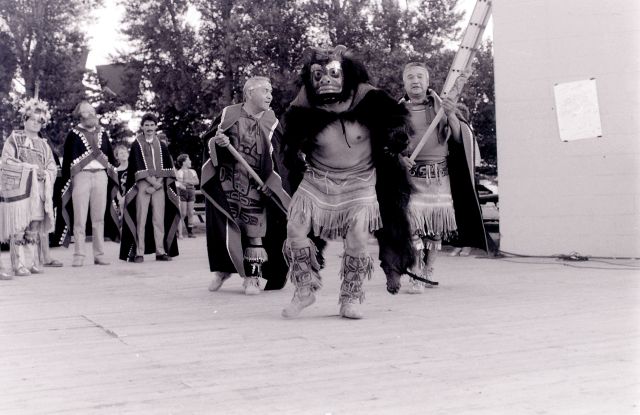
[0,0,638,413]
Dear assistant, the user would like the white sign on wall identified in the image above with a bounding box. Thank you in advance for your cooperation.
[553,79,603,142]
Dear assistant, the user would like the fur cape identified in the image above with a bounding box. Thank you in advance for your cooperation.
[119,135,180,260]
[59,126,120,247]
[280,83,416,279]
[201,104,290,290]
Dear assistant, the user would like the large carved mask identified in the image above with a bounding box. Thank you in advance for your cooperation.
[301,45,367,105]
[310,59,344,102]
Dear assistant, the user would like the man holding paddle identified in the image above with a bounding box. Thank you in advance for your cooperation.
[400,62,487,293]
[201,76,290,295]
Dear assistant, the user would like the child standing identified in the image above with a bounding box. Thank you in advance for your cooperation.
[114,144,129,221]
[175,154,198,238]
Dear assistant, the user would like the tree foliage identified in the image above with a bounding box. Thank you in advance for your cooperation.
[459,41,496,170]
[0,0,102,153]
[0,19,18,141]
[118,0,312,168]
[1,0,496,175]
[119,0,208,165]
[115,0,495,172]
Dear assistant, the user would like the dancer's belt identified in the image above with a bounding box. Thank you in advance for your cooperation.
[409,160,448,179]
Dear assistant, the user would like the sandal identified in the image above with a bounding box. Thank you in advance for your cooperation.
[43,259,63,267]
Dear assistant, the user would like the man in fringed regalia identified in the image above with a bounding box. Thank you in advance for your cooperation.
[60,101,120,267]
[279,46,415,319]
[201,76,290,295]
[119,113,180,262]
[399,62,487,293]
[0,98,57,277]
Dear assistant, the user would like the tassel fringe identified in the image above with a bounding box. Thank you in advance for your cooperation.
[244,246,268,263]
[408,205,457,243]
[289,192,382,240]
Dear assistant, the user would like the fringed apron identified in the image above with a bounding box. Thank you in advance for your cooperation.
[288,165,382,240]
[407,159,457,249]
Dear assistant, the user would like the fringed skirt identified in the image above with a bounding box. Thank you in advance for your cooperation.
[288,166,382,240]
[407,160,457,248]
[0,164,42,242]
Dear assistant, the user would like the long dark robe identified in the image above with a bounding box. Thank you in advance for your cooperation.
[119,136,180,260]
[45,138,64,247]
[447,122,489,251]
[201,104,290,290]
[59,127,120,247]
[279,84,416,281]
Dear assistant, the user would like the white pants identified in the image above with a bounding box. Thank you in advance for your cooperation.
[72,170,107,260]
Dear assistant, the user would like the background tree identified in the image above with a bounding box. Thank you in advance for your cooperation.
[0,16,18,142]
[119,0,209,166]
[460,41,496,172]
[116,0,496,175]
[0,0,103,153]
[119,0,310,169]
[237,0,309,115]
[192,0,309,114]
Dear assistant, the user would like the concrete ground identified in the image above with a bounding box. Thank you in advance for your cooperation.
[0,234,638,414]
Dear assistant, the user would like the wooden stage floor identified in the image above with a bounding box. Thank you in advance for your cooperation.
[1,236,638,414]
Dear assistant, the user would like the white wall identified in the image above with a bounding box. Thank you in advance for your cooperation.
[493,0,640,257]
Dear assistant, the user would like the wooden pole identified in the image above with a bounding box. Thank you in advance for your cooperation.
[225,144,265,188]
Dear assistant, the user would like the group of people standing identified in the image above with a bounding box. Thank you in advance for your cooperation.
[0,101,198,279]
[0,45,486,322]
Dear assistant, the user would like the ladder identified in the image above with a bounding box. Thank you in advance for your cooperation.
[409,0,493,161]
